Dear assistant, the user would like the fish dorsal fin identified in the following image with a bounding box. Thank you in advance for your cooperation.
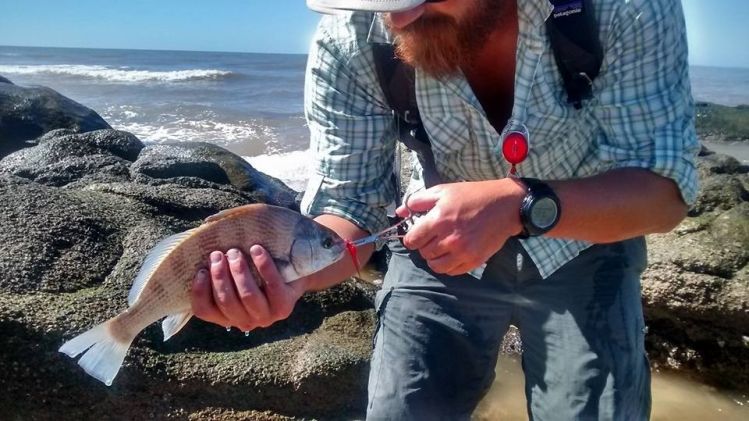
[128,229,196,306]
[203,204,261,224]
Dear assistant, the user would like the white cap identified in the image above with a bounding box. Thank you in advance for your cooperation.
[306,0,427,13]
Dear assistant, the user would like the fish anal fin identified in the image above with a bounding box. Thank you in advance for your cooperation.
[161,311,193,341]
[128,229,196,306]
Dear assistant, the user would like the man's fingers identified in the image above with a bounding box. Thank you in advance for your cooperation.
[417,237,449,261]
[251,245,298,323]
[426,253,462,275]
[192,246,304,331]
[445,263,477,277]
[402,211,441,250]
[191,268,231,327]
[210,251,252,326]
[227,248,270,322]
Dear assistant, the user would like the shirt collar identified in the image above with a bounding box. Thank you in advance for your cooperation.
[366,0,553,45]
[367,13,393,44]
[523,0,554,27]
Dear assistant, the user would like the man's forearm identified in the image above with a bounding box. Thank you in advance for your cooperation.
[299,214,375,292]
[547,168,688,244]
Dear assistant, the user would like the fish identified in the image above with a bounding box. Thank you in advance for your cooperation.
[59,203,347,386]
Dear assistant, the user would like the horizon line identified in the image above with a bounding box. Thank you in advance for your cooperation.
[0,43,308,57]
[2,44,748,71]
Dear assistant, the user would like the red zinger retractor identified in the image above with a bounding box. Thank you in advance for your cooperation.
[502,130,529,177]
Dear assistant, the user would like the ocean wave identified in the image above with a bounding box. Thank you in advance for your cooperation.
[245,149,312,192]
[110,119,276,144]
[0,64,235,83]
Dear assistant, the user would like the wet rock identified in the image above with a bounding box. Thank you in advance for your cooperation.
[695,102,749,142]
[0,79,111,158]
[689,151,749,215]
[0,176,122,293]
[2,81,748,420]
[643,149,749,390]
[0,129,143,186]
[0,117,375,419]
[132,142,300,210]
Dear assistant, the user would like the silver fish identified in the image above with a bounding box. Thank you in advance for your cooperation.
[59,204,346,386]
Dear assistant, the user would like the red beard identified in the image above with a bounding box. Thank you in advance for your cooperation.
[386,0,511,79]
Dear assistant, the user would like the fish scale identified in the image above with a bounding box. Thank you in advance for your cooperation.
[59,204,347,386]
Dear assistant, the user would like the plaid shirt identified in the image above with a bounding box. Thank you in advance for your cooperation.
[301,0,699,278]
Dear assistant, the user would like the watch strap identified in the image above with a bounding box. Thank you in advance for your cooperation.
[518,178,561,238]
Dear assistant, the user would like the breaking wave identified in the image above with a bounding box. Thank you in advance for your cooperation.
[0,64,235,83]
[111,119,276,144]
[245,149,312,192]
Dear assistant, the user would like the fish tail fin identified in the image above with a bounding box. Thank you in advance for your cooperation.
[59,319,134,386]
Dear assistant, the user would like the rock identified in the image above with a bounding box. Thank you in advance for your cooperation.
[0,80,111,159]
[695,101,749,142]
[689,174,748,216]
[0,129,143,187]
[697,147,748,176]
[0,125,376,419]
[131,142,299,210]
[688,149,749,216]
[0,176,122,294]
[643,150,749,390]
[1,80,748,418]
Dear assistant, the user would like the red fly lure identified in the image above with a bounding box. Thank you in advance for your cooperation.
[345,239,362,277]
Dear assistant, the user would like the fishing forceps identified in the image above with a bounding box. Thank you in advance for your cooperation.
[349,193,423,248]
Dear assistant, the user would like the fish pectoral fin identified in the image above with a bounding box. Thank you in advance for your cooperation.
[161,311,193,341]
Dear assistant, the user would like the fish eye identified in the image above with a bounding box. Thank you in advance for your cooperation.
[322,237,334,249]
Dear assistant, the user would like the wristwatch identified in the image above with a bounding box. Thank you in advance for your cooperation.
[518,178,561,238]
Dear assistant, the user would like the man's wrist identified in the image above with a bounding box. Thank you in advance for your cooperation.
[500,177,527,237]
[517,178,562,238]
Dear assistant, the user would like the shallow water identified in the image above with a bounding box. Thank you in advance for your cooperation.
[473,355,749,420]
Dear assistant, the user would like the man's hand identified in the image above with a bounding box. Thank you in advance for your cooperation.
[396,178,526,276]
[191,245,307,332]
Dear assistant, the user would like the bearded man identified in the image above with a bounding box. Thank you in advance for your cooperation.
[190,0,699,419]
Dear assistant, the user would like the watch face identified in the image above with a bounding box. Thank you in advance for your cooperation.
[530,197,558,229]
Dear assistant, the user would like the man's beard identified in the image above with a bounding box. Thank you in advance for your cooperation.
[386,0,510,79]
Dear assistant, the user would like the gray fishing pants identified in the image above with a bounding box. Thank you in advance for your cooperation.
[366,237,651,421]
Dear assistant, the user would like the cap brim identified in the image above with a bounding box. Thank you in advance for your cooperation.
[307,0,426,13]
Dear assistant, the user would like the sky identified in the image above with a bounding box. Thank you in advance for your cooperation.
[0,0,748,68]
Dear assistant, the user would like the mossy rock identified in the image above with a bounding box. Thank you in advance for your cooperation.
[695,102,749,141]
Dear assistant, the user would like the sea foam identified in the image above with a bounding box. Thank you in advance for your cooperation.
[110,119,276,145]
[0,64,234,83]
[245,149,312,192]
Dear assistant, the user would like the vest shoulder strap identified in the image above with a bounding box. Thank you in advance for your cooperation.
[372,2,603,187]
[372,43,441,187]
[373,0,603,113]
[371,43,421,127]
[546,0,603,109]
